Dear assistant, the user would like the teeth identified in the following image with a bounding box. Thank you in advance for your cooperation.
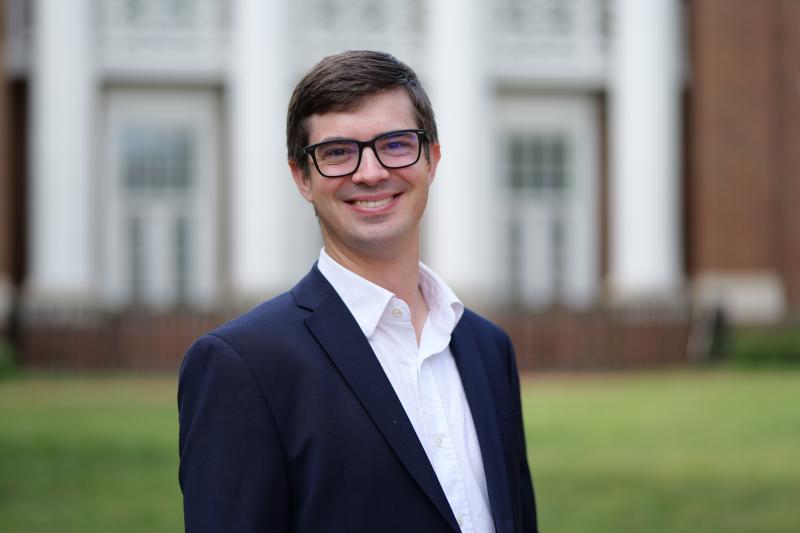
[354,196,393,209]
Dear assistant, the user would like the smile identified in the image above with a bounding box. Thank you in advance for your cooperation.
[351,194,398,209]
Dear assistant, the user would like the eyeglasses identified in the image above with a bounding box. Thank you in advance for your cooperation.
[303,129,427,178]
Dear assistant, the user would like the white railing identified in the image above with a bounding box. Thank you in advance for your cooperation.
[493,0,613,84]
[5,0,230,77]
[288,0,427,76]
[6,0,613,83]
[290,0,612,84]
[96,0,230,76]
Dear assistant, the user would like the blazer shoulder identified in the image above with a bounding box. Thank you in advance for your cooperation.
[216,291,297,333]
[457,307,518,386]
[185,266,335,369]
[206,291,305,356]
[460,307,513,347]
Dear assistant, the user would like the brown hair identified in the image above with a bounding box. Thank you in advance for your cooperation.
[286,50,438,174]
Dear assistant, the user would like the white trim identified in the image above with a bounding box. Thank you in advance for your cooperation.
[693,271,786,324]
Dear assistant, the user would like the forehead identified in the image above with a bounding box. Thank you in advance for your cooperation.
[306,88,417,143]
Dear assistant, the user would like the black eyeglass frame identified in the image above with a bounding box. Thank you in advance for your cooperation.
[302,129,428,178]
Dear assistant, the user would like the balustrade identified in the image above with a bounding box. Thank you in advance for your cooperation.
[5,0,614,85]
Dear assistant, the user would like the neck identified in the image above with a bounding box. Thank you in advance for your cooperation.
[324,241,420,299]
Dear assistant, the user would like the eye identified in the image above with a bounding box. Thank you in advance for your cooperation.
[377,132,417,154]
[318,142,357,162]
[323,147,348,157]
[386,140,411,150]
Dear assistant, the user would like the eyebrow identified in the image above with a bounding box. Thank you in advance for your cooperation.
[316,129,412,144]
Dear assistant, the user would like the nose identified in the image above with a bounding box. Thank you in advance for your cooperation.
[351,147,390,186]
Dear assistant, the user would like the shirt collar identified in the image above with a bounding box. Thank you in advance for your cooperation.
[418,262,464,335]
[317,249,394,339]
[317,248,464,339]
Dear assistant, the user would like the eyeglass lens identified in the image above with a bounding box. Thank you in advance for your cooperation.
[313,130,421,177]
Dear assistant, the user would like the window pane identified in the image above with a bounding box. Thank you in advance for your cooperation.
[122,125,195,193]
[508,136,524,190]
[505,134,570,194]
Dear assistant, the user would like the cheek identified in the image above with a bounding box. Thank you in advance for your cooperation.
[311,180,342,207]
[412,168,434,190]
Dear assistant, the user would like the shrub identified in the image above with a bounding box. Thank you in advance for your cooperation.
[728,327,800,367]
[0,338,17,378]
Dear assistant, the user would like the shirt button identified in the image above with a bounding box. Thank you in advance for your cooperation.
[391,308,402,318]
[456,515,464,527]
[434,434,443,447]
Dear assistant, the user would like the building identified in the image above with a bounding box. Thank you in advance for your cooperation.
[1,0,798,371]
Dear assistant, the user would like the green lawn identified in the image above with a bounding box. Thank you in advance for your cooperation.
[0,370,798,532]
[523,371,800,533]
[0,376,182,532]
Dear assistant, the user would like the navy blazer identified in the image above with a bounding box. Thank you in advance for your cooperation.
[178,266,538,532]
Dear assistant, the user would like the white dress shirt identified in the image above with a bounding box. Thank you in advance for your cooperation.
[318,249,495,533]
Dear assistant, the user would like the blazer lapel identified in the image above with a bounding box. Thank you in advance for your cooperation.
[295,268,460,532]
[451,320,515,533]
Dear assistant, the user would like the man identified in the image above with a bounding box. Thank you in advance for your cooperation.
[178,50,538,532]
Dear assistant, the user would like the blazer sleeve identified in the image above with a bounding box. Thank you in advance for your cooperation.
[504,332,539,533]
[178,334,289,533]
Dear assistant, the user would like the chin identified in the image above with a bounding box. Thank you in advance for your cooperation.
[322,216,417,256]
[351,234,402,253]
[350,227,411,254]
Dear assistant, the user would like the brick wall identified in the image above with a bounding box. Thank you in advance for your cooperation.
[20,307,693,373]
[496,308,692,371]
[689,0,800,315]
[21,310,236,373]
[777,0,800,311]
[689,0,780,272]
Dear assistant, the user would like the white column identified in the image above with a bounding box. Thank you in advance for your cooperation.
[28,0,94,298]
[229,0,298,300]
[427,0,498,304]
[609,0,683,302]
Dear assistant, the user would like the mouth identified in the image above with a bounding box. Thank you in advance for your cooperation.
[348,194,400,210]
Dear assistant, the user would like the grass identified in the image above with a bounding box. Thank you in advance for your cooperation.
[0,376,182,533]
[0,370,798,532]
[523,371,800,533]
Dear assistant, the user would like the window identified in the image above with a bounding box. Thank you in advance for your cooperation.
[104,90,218,310]
[505,133,572,307]
[499,97,599,309]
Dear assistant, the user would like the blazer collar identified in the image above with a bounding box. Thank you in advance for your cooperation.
[291,263,333,312]
[292,265,461,532]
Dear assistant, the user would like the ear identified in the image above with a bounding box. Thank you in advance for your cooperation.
[426,143,441,185]
[289,160,314,203]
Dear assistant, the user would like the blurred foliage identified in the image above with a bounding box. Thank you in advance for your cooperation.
[727,326,800,367]
[0,339,18,378]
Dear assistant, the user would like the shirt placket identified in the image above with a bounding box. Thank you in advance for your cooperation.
[418,356,474,531]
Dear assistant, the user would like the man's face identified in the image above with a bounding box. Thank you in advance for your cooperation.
[290,88,440,261]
